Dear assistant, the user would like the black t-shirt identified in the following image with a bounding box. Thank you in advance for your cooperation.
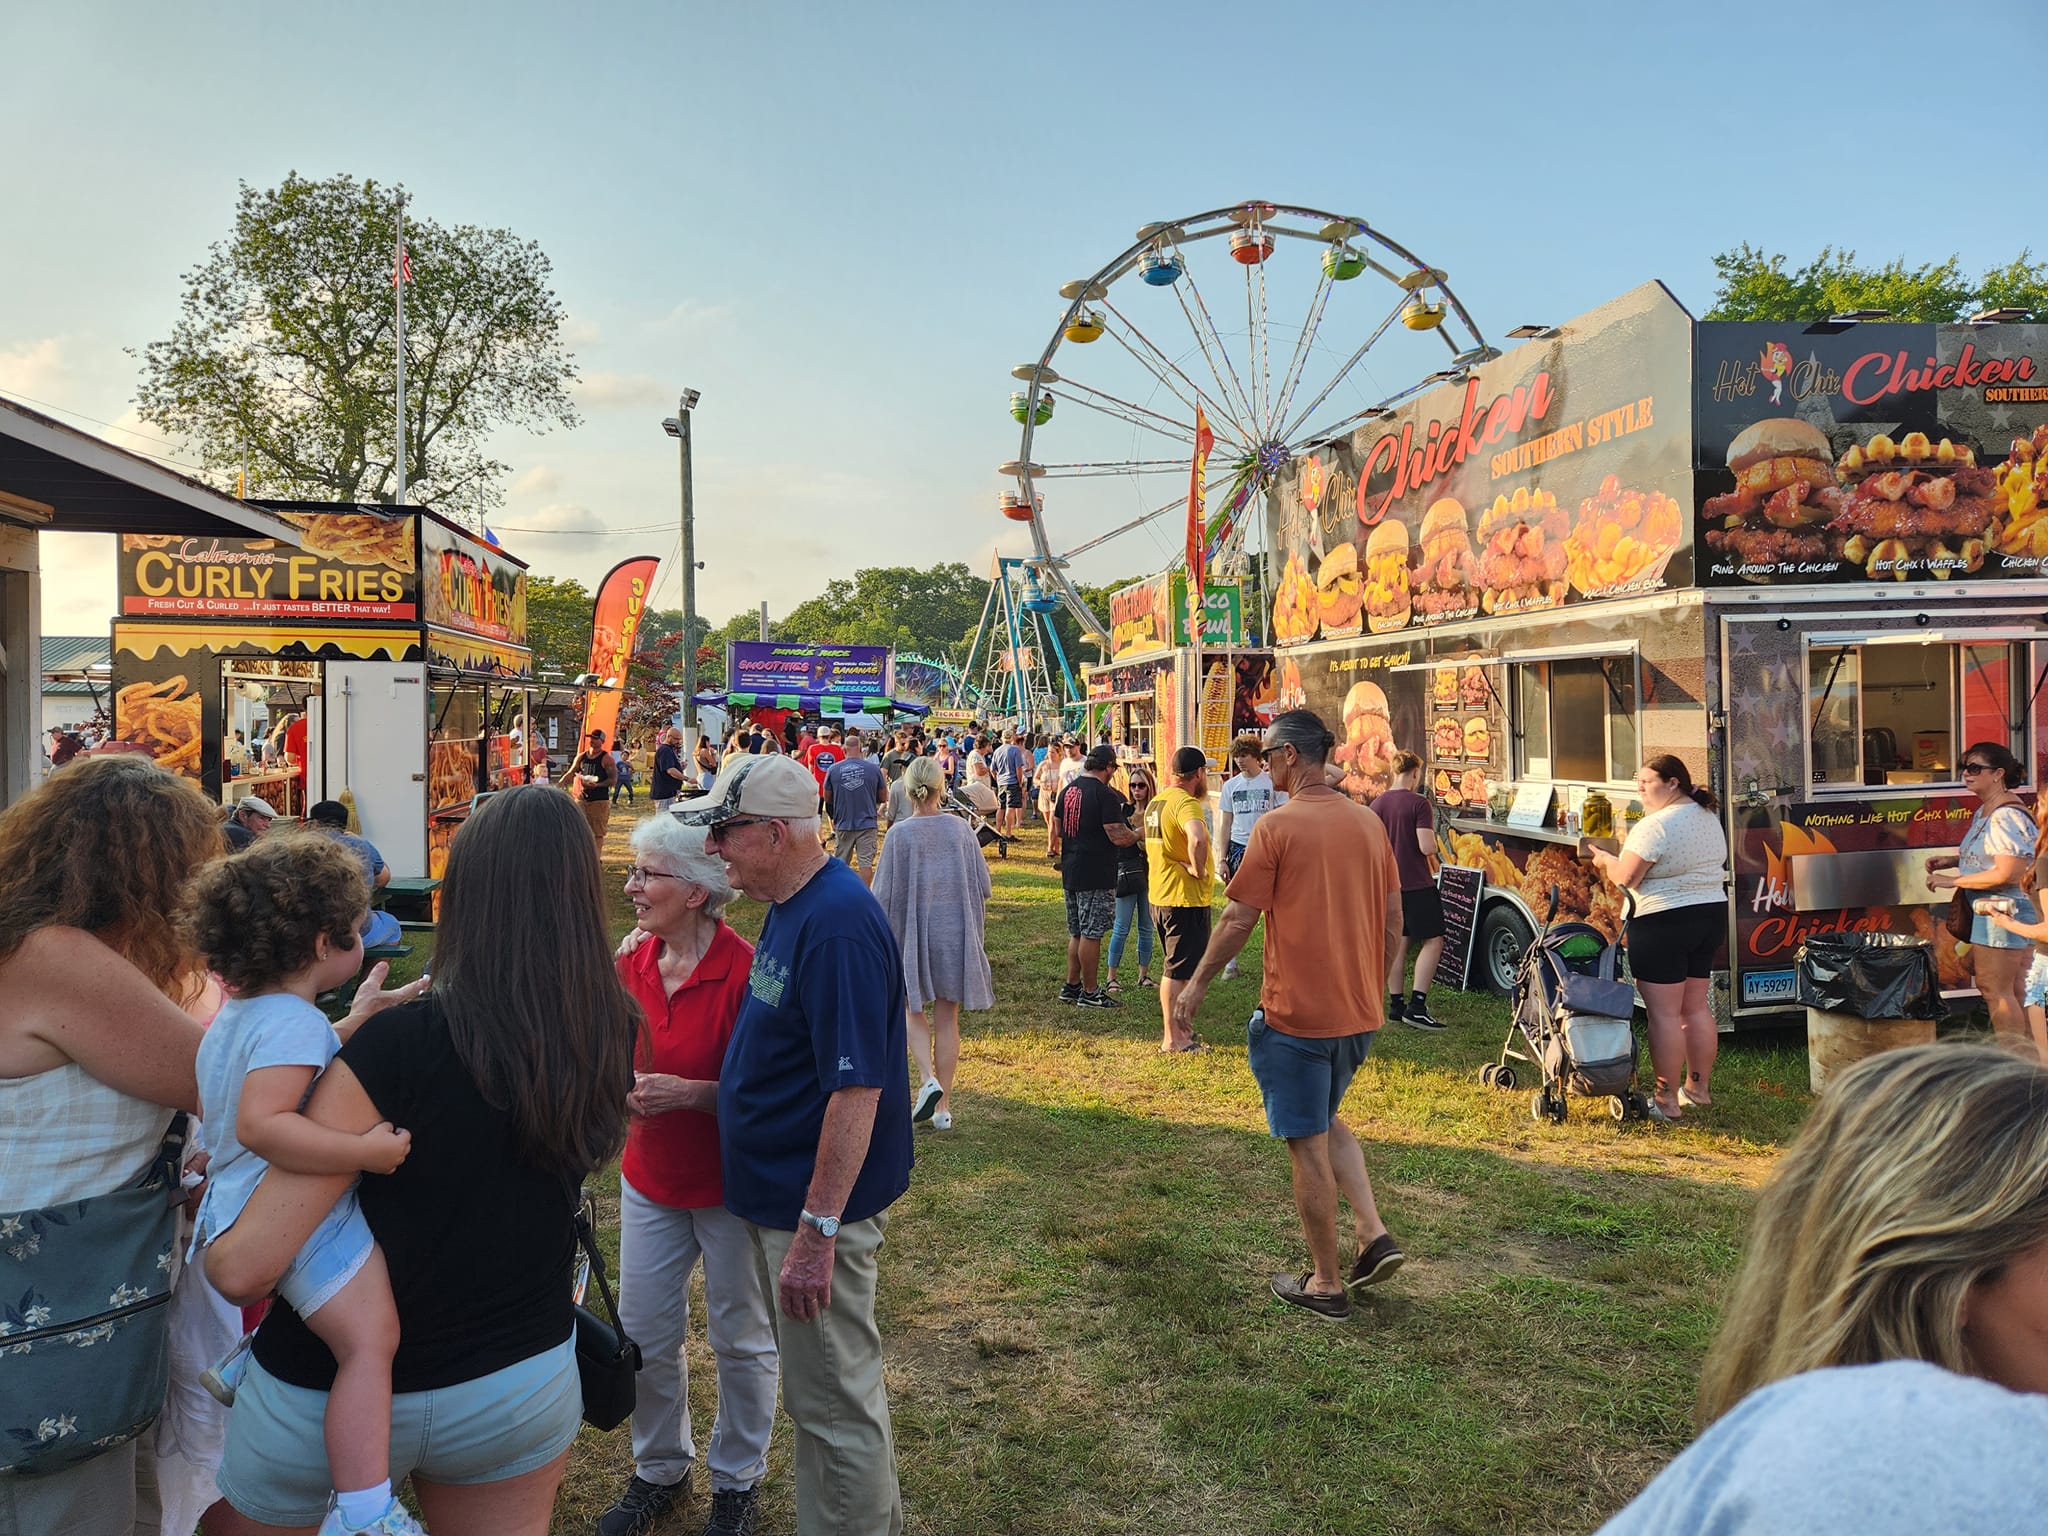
[250,998,583,1393]
[1058,775,1129,893]
[651,743,684,799]
[568,749,617,802]
[881,750,914,782]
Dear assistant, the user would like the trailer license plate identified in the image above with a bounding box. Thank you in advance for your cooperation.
[1742,969,1798,1005]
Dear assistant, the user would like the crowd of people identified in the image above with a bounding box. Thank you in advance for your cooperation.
[7,709,2048,1536]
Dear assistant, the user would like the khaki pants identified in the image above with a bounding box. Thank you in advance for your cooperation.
[746,1216,902,1536]
[579,796,612,852]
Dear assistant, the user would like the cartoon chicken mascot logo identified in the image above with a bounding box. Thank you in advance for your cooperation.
[1759,341,1794,405]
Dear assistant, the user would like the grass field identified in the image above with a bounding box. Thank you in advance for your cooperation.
[374,815,1825,1536]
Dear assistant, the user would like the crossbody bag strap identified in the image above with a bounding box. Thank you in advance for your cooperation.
[574,1197,632,1349]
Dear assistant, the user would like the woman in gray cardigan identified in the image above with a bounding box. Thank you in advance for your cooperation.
[872,756,994,1130]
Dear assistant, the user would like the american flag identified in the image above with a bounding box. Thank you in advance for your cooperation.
[393,241,412,287]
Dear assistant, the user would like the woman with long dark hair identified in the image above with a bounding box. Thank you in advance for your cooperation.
[202,786,639,1536]
[1587,755,1727,1122]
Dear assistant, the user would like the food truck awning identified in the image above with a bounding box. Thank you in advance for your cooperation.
[1491,640,1639,666]
[692,690,932,719]
[0,395,306,543]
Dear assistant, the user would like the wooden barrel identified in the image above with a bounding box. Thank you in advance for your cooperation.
[1806,1009,1937,1093]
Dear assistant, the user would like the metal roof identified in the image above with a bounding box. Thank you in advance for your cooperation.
[0,394,305,542]
[40,634,109,696]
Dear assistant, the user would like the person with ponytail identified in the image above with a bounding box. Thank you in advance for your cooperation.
[1586,755,1727,1122]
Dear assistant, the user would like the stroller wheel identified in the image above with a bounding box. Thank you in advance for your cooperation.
[1608,1096,1629,1123]
[1548,1093,1568,1125]
[1493,1065,1516,1091]
[1478,1064,1497,1087]
[1529,1090,1548,1123]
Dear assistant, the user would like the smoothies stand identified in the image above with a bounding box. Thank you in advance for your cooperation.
[1260,280,2048,1023]
[110,502,531,880]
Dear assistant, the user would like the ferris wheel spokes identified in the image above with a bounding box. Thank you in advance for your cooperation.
[1268,266,1336,448]
[1273,293,1410,448]
[1052,378,1204,447]
[1097,302,1251,449]
[1170,261,1261,438]
[1057,469,1241,562]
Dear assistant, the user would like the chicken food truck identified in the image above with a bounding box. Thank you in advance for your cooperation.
[1263,281,2048,1024]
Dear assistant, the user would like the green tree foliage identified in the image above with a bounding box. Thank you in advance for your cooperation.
[135,172,579,524]
[1705,245,2048,322]
[524,574,593,676]
[775,563,990,659]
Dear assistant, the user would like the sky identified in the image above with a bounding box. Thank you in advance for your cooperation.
[6,0,2045,640]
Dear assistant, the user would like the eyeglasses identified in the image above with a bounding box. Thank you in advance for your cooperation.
[624,865,689,887]
[705,817,774,846]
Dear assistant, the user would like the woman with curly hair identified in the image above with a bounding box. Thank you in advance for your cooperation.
[0,756,222,1531]
[1600,1043,2048,1532]
[201,786,638,1536]
[184,834,422,1536]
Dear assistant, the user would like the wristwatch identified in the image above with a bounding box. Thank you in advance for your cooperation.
[799,1209,841,1239]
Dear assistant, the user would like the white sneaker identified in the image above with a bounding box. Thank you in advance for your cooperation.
[932,1109,954,1130]
[1222,960,1239,979]
[317,1497,428,1535]
[911,1077,943,1124]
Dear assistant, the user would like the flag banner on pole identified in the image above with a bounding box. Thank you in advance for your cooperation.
[393,244,412,287]
[1185,406,1214,640]
[579,555,662,746]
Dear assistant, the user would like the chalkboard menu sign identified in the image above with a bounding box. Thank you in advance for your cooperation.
[1437,864,1486,992]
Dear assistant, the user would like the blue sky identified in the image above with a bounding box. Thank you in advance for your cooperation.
[7,0,2043,634]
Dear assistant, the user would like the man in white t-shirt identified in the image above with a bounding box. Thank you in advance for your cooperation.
[1217,736,1285,979]
[1055,736,1086,792]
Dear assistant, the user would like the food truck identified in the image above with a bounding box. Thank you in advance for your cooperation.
[1087,572,1275,772]
[109,502,532,880]
[1262,280,2048,1024]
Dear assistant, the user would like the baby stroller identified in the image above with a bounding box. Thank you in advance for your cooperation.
[946,780,1010,858]
[1478,888,1647,1124]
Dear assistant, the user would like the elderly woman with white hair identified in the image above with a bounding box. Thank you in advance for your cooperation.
[601,814,779,1536]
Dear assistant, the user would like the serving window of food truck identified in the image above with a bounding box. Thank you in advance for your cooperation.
[1806,637,2028,790]
[1511,653,1639,787]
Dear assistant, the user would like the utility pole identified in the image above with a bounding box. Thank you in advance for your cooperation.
[758,602,769,641]
[662,390,702,750]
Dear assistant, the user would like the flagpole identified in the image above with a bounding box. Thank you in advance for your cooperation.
[394,189,407,507]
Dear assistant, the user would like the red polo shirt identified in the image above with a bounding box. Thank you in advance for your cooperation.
[618,920,754,1210]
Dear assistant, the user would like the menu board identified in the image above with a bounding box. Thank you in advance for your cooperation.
[1267,282,1694,646]
[1425,663,1497,811]
[1436,864,1485,992]
[1695,322,2048,587]
[728,642,891,695]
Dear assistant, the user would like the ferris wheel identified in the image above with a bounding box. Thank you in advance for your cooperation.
[1001,201,1494,641]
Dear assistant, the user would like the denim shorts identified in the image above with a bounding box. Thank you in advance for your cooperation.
[216,1334,579,1527]
[2027,953,2048,1009]
[277,1187,375,1318]
[1246,1009,1374,1139]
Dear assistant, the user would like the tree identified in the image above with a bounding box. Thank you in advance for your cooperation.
[1705,245,2048,322]
[135,172,579,524]
[524,575,593,677]
[776,564,990,658]
[616,631,687,749]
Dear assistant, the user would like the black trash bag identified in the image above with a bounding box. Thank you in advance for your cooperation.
[1795,932,1949,1021]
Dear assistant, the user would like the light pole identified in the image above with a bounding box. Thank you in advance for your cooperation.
[661,389,702,750]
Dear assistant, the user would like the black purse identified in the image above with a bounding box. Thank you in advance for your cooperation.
[573,1196,640,1431]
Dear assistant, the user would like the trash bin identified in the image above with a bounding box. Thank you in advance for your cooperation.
[1795,933,1947,1093]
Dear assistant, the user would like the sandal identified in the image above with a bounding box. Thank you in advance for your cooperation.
[1678,1086,1713,1110]
[1105,977,1124,994]
[1643,1098,1684,1124]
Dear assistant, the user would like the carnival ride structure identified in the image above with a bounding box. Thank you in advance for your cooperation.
[998,201,1494,642]
[956,556,1078,733]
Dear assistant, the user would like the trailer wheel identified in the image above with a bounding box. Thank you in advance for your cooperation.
[1477,904,1535,996]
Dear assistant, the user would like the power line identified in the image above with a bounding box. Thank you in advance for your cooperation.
[490,520,674,536]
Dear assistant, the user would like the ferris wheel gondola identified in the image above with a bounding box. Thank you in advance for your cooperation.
[999,201,1491,645]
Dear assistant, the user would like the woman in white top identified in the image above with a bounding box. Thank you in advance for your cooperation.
[1587,755,1728,1123]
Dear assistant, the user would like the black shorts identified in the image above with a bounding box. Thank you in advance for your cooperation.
[1155,905,1212,981]
[997,784,1024,809]
[1627,901,1722,985]
[1400,886,1446,942]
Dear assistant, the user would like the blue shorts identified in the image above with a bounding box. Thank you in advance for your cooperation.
[1246,1009,1374,1139]
[276,1187,376,1318]
[2027,953,2048,1009]
[216,1335,580,1527]
[1972,893,2039,950]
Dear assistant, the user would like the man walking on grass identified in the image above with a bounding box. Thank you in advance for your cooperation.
[824,732,887,886]
[683,755,910,1536]
[1148,746,1213,1052]
[1173,709,1405,1320]
[992,726,1031,841]
[1049,744,1137,1009]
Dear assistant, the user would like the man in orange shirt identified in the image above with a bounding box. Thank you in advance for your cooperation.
[1173,708,1405,1320]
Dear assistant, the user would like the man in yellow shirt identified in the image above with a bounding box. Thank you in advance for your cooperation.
[1146,745,1213,1052]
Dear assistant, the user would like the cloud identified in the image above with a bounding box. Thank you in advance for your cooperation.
[517,502,609,534]
[37,531,117,635]
[561,314,603,348]
[652,299,735,333]
[0,337,71,401]
[511,465,562,497]
[573,371,671,409]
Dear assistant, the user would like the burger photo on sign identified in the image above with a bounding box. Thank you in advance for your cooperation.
[1701,418,1841,576]
[1316,541,1365,638]
[1335,680,1397,800]
[1412,497,1479,623]
[1361,522,1411,633]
